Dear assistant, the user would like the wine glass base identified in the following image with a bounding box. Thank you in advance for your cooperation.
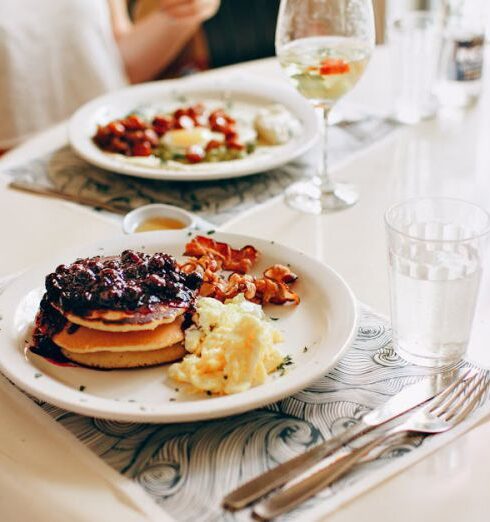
[285,181,359,214]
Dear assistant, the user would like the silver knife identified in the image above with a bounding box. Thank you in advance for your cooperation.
[222,370,461,511]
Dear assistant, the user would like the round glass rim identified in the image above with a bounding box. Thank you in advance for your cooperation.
[384,197,490,243]
[390,10,440,33]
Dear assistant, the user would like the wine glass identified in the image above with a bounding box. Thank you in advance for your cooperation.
[276,0,375,213]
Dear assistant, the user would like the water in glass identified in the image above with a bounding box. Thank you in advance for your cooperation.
[386,198,489,367]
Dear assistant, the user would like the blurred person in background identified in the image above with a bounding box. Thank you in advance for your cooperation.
[138,0,281,75]
[0,0,220,151]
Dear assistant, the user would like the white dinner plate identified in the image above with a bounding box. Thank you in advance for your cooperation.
[0,231,357,423]
[68,75,318,181]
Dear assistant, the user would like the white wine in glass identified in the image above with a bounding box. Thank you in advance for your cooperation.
[276,0,375,213]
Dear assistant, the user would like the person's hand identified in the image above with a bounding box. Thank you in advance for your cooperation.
[159,0,220,22]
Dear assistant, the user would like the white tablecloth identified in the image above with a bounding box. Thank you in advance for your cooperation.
[1,49,490,522]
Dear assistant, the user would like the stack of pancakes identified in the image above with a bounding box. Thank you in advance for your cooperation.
[32,250,202,369]
[51,305,187,369]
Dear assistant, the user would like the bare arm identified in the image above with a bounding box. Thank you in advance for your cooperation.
[108,0,219,83]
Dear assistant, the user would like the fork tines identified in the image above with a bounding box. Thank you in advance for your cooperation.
[428,368,489,423]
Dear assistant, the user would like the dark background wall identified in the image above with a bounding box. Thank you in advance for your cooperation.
[204,0,280,68]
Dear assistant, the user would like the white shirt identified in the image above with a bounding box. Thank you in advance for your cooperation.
[0,0,128,148]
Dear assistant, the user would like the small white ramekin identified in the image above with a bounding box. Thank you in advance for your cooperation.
[122,204,197,234]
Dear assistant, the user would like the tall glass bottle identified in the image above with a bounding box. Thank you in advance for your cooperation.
[435,0,485,108]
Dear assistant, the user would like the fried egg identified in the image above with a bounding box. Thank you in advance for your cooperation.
[161,125,257,154]
[161,127,222,152]
[168,294,284,395]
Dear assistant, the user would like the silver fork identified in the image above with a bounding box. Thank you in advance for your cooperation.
[253,369,489,521]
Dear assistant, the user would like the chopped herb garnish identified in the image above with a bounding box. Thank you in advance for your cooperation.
[270,317,280,321]
[79,385,86,392]
[276,355,294,376]
[207,229,216,235]
[34,372,42,379]
[246,142,256,154]
[187,231,193,236]
[125,110,145,118]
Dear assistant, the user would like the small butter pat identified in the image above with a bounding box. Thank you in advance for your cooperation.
[168,294,284,395]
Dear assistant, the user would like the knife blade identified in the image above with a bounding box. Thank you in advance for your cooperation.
[222,369,461,511]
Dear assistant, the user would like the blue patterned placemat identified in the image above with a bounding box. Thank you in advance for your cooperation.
[30,306,488,522]
[0,270,487,521]
[3,115,397,225]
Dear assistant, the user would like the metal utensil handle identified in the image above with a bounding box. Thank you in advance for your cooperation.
[253,430,401,521]
[223,373,457,511]
[253,369,482,520]
[222,421,368,510]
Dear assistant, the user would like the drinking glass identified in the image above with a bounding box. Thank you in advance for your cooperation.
[385,198,489,367]
[390,11,441,124]
[275,0,375,213]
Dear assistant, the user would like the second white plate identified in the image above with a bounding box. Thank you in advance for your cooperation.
[68,75,318,181]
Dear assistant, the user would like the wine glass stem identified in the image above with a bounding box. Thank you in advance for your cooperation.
[317,105,334,193]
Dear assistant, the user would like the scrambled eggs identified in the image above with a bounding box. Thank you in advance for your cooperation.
[168,295,284,395]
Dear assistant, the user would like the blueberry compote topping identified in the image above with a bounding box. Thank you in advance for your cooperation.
[45,250,203,316]
[30,294,73,364]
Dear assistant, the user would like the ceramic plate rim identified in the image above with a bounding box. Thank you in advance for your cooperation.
[0,231,357,423]
[68,75,318,181]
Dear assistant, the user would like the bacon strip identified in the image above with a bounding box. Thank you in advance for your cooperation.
[188,264,300,305]
[263,264,298,284]
[184,236,258,274]
[181,237,299,306]
[179,256,222,298]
